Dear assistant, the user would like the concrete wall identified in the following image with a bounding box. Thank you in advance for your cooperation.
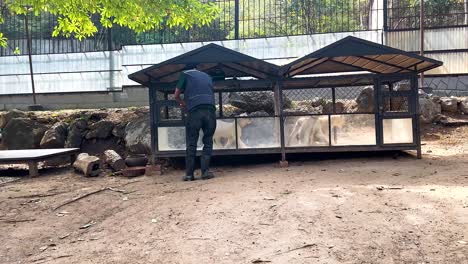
[0,86,149,111]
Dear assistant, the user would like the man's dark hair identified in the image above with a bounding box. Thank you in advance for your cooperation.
[184,63,198,70]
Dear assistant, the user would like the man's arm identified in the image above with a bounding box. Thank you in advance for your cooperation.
[174,87,185,109]
[175,72,186,109]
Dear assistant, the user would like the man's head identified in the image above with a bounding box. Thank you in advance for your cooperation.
[184,63,198,70]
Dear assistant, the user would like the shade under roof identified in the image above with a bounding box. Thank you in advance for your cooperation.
[280,36,443,77]
[128,43,280,87]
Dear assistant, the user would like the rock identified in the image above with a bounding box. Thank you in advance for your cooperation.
[419,95,442,124]
[2,118,48,150]
[89,112,108,121]
[125,115,151,154]
[221,105,243,117]
[40,122,68,149]
[248,111,269,117]
[440,97,458,113]
[0,109,27,129]
[85,120,114,139]
[65,119,87,148]
[459,98,468,114]
[112,123,127,138]
[228,91,291,114]
[286,100,323,115]
[323,101,345,114]
[356,87,375,112]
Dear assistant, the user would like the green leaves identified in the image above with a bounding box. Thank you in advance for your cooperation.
[0,0,221,45]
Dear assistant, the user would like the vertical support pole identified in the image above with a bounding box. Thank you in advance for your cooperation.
[234,0,240,39]
[164,92,169,119]
[331,87,336,145]
[148,86,158,164]
[383,0,388,31]
[24,14,37,105]
[274,81,287,166]
[374,77,383,147]
[218,92,223,117]
[419,0,425,89]
[28,161,38,177]
[412,75,422,159]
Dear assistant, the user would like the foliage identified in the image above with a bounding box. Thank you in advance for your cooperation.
[0,0,220,47]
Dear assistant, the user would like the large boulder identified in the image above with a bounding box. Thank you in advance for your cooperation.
[440,97,458,113]
[3,118,48,149]
[228,92,292,114]
[0,109,27,129]
[112,123,127,138]
[125,115,151,154]
[419,95,442,124]
[356,87,374,113]
[460,98,468,114]
[65,119,88,148]
[85,120,114,139]
[40,122,68,149]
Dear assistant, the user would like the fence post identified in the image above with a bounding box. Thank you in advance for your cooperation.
[234,0,240,39]
[383,0,388,31]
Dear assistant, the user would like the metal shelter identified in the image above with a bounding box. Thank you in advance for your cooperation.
[128,37,442,162]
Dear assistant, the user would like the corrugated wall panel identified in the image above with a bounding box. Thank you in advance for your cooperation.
[425,52,468,75]
[386,28,468,52]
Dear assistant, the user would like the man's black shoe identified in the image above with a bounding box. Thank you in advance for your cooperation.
[183,175,195,181]
[201,171,215,180]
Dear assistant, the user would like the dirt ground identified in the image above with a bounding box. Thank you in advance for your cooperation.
[1,125,467,264]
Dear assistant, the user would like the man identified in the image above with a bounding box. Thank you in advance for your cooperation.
[174,64,217,181]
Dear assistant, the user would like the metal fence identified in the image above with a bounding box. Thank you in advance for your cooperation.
[386,0,468,31]
[0,0,467,56]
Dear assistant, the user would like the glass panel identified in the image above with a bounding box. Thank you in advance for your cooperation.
[158,127,186,151]
[331,114,376,146]
[284,115,330,147]
[383,118,414,144]
[212,119,236,150]
[237,117,280,149]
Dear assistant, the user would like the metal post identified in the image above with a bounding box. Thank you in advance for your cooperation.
[419,0,424,89]
[383,0,388,31]
[24,14,37,105]
[148,87,158,163]
[412,75,422,159]
[234,0,240,39]
[274,81,287,164]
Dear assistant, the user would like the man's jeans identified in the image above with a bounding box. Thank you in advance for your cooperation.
[185,107,217,176]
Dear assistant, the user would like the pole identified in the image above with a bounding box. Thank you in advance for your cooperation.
[419,0,424,89]
[234,0,239,39]
[24,14,37,105]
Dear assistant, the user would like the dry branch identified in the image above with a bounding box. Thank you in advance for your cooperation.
[53,187,128,211]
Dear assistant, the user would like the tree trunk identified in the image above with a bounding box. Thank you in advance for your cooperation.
[103,150,126,171]
[73,153,101,177]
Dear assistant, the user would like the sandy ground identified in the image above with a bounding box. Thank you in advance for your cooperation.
[0,125,467,264]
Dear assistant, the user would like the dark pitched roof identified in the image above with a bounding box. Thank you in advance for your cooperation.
[128,43,280,86]
[280,36,443,77]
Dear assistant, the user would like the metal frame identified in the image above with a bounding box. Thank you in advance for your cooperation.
[148,73,422,161]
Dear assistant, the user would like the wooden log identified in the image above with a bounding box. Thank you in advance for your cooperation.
[72,153,101,177]
[103,150,126,171]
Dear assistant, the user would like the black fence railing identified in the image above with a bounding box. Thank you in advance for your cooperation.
[0,0,466,56]
[386,0,468,31]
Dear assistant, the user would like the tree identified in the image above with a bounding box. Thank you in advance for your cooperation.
[0,0,220,47]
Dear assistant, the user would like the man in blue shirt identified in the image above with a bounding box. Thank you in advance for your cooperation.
[175,64,217,181]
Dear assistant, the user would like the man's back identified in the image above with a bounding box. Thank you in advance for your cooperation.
[179,69,215,112]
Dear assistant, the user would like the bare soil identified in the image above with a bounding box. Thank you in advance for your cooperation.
[1,124,467,264]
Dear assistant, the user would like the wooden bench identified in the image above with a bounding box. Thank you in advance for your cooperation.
[0,148,80,177]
